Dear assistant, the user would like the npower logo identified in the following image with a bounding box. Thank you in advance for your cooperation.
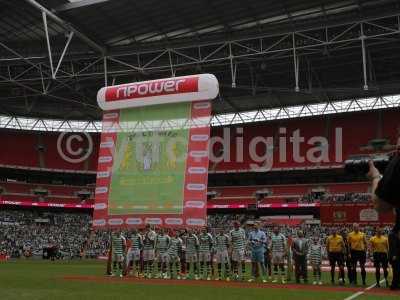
[97,74,218,110]
[105,77,198,101]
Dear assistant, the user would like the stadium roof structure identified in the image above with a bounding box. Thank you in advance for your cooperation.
[1,0,400,122]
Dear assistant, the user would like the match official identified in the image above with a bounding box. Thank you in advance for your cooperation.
[326,228,346,285]
[347,223,367,286]
[369,227,389,287]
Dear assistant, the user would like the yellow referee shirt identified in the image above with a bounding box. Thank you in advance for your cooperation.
[348,231,366,251]
[370,235,389,254]
[327,235,344,253]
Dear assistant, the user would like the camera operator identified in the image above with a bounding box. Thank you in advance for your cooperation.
[367,136,400,290]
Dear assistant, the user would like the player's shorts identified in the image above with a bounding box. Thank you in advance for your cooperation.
[155,251,168,262]
[373,252,388,268]
[350,250,366,265]
[186,252,198,263]
[310,258,322,266]
[143,249,155,261]
[328,252,344,266]
[215,250,229,264]
[112,253,124,263]
[251,250,265,263]
[231,249,245,262]
[127,249,141,262]
[166,254,180,264]
[272,252,285,265]
[198,251,211,262]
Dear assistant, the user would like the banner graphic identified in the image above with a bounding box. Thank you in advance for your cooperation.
[93,74,218,227]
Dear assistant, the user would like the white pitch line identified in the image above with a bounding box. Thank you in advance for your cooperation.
[343,279,385,300]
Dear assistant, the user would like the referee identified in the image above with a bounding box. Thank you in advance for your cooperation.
[369,227,389,287]
[326,228,346,285]
[347,223,368,286]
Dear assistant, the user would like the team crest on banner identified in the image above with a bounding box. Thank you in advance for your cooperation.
[333,211,347,222]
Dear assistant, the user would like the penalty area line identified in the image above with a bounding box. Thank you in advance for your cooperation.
[343,279,385,300]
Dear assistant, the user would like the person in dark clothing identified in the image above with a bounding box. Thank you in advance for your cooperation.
[341,230,354,284]
[348,223,368,286]
[370,227,390,288]
[389,230,400,290]
[292,230,309,283]
[368,143,400,230]
[368,136,400,290]
[264,244,272,280]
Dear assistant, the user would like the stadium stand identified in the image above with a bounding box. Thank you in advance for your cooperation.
[0,181,94,204]
[0,110,395,213]
[0,110,396,211]
[2,0,400,296]
[208,182,370,204]
[0,130,99,172]
[211,111,399,172]
[0,209,92,258]
[0,110,398,174]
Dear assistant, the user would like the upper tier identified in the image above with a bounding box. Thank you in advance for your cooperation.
[0,109,398,172]
[0,180,368,206]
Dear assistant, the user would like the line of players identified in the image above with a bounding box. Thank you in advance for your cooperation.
[109,222,289,283]
[110,222,390,287]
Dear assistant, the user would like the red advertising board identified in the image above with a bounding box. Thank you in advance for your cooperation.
[320,203,395,224]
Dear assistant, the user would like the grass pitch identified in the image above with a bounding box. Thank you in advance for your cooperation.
[0,260,398,300]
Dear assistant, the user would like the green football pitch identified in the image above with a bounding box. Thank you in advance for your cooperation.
[0,260,398,300]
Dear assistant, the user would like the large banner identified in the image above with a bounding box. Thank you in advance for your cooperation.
[93,74,218,228]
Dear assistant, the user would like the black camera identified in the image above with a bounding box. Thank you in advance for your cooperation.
[344,153,391,174]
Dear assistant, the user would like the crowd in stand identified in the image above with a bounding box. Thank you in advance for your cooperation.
[0,210,91,258]
[298,192,322,203]
[298,192,371,204]
[321,192,371,203]
[85,230,111,258]
[0,210,391,260]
